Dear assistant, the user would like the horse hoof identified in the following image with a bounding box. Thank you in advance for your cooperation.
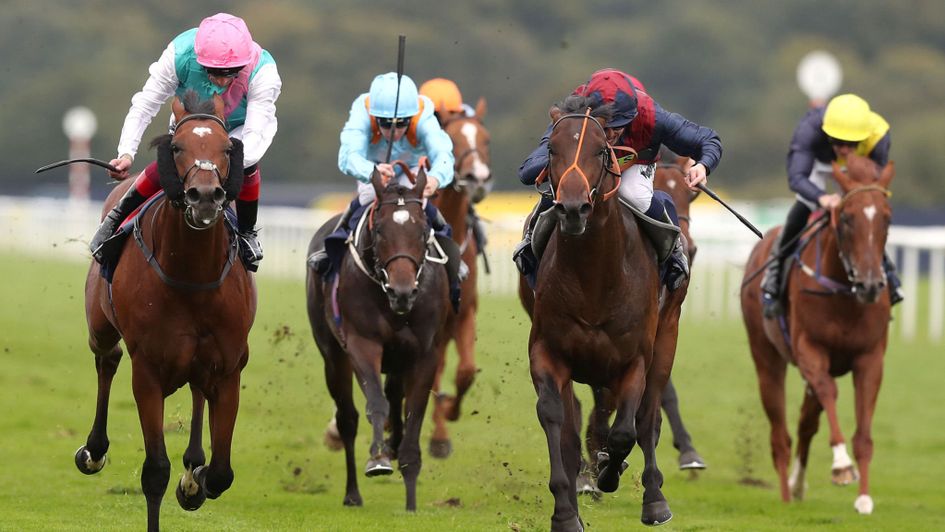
[429,438,453,459]
[343,493,363,507]
[641,500,673,526]
[832,465,859,486]
[74,446,106,475]
[550,515,584,532]
[575,471,601,498]
[176,477,207,511]
[678,449,706,470]
[365,456,394,477]
[854,494,873,514]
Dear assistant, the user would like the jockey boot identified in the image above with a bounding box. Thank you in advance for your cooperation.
[883,253,904,306]
[760,234,785,318]
[236,199,262,272]
[512,200,544,277]
[89,186,148,265]
[644,194,689,292]
[308,200,358,275]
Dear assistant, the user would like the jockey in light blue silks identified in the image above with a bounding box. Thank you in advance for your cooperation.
[89,13,282,272]
[309,73,464,308]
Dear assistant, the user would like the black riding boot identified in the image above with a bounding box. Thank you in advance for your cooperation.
[236,199,262,272]
[884,253,904,306]
[512,200,545,277]
[644,193,689,291]
[308,200,358,275]
[760,234,785,318]
[89,186,148,265]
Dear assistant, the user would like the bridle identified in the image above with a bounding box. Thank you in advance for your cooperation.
[538,108,622,204]
[170,113,231,230]
[830,183,892,283]
[449,118,493,192]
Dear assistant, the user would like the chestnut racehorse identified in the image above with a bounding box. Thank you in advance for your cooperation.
[78,92,254,531]
[306,166,450,511]
[741,154,895,515]
[429,99,492,457]
[523,96,673,529]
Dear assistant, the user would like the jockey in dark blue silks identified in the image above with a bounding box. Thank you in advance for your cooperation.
[760,93,903,317]
[513,68,722,291]
[308,73,464,307]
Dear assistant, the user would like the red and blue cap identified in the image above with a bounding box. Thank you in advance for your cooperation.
[573,68,640,128]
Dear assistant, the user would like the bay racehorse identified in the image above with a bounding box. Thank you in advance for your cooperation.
[78,92,254,531]
[429,99,492,457]
[306,166,450,510]
[523,96,673,530]
[741,154,895,514]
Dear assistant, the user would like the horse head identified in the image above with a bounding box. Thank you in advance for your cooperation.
[830,154,895,304]
[370,166,430,314]
[444,98,492,203]
[152,90,243,230]
[545,95,620,236]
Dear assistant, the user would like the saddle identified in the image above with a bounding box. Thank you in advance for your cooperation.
[530,199,680,265]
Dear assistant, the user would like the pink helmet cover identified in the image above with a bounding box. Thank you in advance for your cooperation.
[195,13,254,68]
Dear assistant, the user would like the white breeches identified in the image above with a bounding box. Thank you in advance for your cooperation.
[796,160,834,210]
[617,163,656,211]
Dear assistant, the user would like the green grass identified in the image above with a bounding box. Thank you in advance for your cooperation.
[1,254,943,531]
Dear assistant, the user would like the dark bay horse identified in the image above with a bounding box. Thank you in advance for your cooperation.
[523,97,672,530]
[79,92,254,531]
[741,154,895,514]
[306,166,450,510]
[429,100,492,457]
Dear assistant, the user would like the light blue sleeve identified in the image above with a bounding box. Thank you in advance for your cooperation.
[338,94,377,183]
[416,101,455,188]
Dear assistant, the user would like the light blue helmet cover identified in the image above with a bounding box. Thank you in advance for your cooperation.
[368,72,420,118]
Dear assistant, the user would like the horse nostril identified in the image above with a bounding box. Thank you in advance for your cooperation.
[579,203,592,216]
[213,187,226,204]
[554,203,567,215]
[184,188,201,205]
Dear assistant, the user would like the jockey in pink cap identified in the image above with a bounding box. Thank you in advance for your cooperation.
[90,13,282,272]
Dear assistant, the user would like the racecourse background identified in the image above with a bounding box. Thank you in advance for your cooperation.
[1,192,942,343]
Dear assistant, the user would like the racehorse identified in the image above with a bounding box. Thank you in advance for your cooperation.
[523,96,673,529]
[305,166,450,511]
[741,154,895,514]
[77,92,254,531]
[428,98,492,457]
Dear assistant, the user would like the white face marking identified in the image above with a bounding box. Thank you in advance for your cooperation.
[573,132,580,140]
[863,204,877,221]
[667,178,677,189]
[192,126,212,138]
[392,210,410,225]
[458,122,491,180]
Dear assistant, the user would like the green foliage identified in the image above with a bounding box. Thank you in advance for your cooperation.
[4,0,945,206]
[2,254,945,529]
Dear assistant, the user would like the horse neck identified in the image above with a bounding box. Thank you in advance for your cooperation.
[150,202,231,280]
[554,199,629,273]
[803,224,846,280]
[435,186,468,236]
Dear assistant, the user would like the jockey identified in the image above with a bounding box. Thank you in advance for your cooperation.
[513,68,722,291]
[760,93,903,317]
[418,78,476,127]
[89,13,281,272]
[309,73,463,305]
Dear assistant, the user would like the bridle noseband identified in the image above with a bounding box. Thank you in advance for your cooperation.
[830,183,892,283]
[170,113,231,230]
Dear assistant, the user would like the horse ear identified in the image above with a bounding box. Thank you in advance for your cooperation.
[371,167,384,197]
[212,94,226,121]
[153,134,184,201]
[415,166,427,198]
[831,161,853,192]
[223,138,245,201]
[171,97,186,123]
[879,161,895,189]
[475,97,487,120]
[549,106,562,123]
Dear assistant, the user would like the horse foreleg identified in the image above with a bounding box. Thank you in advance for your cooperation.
[559,381,582,522]
[176,386,207,511]
[399,358,438,512]
[791,385,823,501]
[196,370,240,501]
[597,357,646,494]
[76,339,122,475]
[429,337,452,458]
[447,306,478,421]
[384,374,405,460]
[851,350,884,514]
[531,343,581,532]
[749,333,791,502]
[131,363,170,532]
[321,345,362,506]
[348,336,392,478]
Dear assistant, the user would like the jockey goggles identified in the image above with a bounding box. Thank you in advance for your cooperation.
[377,116,411,129]
[827,136,858,148]
[205,66,245,79]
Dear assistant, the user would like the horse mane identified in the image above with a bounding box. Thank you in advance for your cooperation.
[845,153,881,184]
[557,94,615,122]
[181,89,217,115]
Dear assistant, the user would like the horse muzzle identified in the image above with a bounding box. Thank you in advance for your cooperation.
[183,185,226,229]
[554,200,592,236]
[852,276,886,304]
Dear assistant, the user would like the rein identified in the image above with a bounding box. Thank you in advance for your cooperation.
[538,109,622,204]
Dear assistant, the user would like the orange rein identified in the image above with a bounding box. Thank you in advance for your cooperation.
[535,108,622,203]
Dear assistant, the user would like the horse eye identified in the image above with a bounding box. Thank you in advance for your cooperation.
[170,143,181,154]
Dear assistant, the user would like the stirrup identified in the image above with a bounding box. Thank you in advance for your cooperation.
[512,238,536,276]
[308,250,330,274]
[237,228,263,271]
[665,238,689,291]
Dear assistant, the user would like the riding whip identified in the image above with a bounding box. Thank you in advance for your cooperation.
[35,158,120,174]
[384,35,407,164]
[696,183,763,239]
